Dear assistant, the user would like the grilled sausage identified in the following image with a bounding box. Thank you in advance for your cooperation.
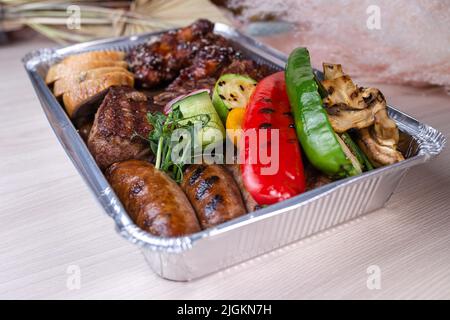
[181,164,246,229]
[106,160,201,237]
[226,164,260,212]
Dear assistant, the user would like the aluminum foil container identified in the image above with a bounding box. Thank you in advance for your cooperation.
[23,23,446,281]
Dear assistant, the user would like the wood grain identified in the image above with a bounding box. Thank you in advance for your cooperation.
[0,37,449,300]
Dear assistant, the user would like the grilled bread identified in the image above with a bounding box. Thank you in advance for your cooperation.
[63,72,134,118]
[53,67,133,97]
[46,51,126,84]
[46,60,128,84]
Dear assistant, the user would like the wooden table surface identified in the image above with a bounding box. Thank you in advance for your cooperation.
[1,37,449,300]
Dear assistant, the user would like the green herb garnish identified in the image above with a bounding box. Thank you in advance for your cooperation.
[146,107,210,183]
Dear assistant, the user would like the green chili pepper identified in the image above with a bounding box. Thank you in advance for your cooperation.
[314,74,328,99]
[285,47,359,178]
[341,132,374,171]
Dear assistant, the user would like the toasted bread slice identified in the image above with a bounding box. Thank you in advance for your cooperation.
[63,72,134,118]
[61,51,125,64]
[46,51,125,84]
[46,58,128,84]
[53,67,133,97]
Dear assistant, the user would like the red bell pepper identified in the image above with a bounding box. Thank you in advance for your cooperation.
[241,71,306,205]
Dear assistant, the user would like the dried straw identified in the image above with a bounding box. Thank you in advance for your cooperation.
[0,0,229,44]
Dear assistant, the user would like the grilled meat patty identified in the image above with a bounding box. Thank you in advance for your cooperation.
[106,160,201,237]
[181,164,246,229]
[88,86,152,170]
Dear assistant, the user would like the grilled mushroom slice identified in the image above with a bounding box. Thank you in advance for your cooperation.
[323,63,345,80]
[323,76,367,110]
[321,64,396,136]
[323,85,385,133]
[322,64,391,133]
[373,107,399,148]
[357,127,404,167]
[321,63,403,167]
[326,104,377,133]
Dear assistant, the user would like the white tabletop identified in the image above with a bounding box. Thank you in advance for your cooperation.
[1,36,449,300]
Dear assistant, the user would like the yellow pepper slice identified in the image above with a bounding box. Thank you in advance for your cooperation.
[226,107,246,146]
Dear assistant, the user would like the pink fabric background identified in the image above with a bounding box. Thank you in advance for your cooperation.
[229,0,450,90]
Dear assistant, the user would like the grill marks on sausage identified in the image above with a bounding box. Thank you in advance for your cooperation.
[204,195,223,216]
[195,175,219,200]
[188,165,206,185]
[181,164,246,229]
[130,179,145,195]
[105,160,201,237]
